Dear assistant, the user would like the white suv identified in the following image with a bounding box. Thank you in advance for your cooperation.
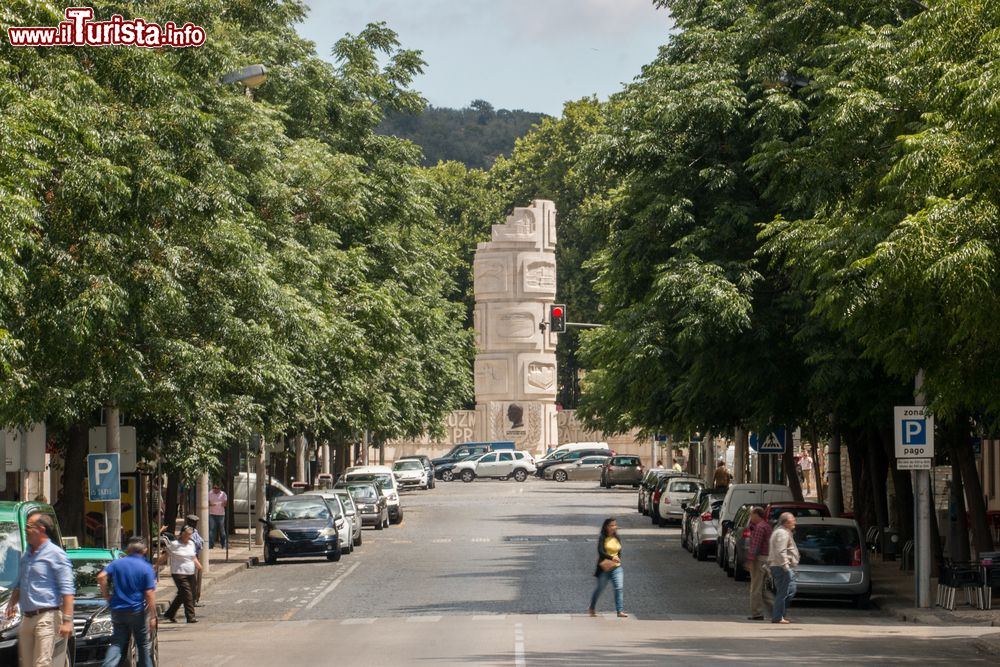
[454,450,536,483]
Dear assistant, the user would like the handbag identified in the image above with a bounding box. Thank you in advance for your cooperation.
[599,558,617,573]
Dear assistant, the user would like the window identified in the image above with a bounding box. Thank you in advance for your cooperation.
[670,481,701,493]
[795,525,860,566]
[513,452,526,460]
[0,521,22,589]
[499,453,513,462]
[480,453,497,463]
[614,457,639,466]
[72,559,109,598]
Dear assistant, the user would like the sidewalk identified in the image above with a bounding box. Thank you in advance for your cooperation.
[870,558,1000,654]
[154,532,263,615]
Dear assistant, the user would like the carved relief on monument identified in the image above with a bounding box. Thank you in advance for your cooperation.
[473,254,512,296]
[520,253,556,295]
[544,203,557,251]
[520,353,558,398]
[474,357,510,397]
[472,306,482,349]
[487,401,542,448]
[496,310,536,340]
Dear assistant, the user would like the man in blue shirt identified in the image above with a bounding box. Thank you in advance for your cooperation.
[97,536,156,667]
[5,512,75,667]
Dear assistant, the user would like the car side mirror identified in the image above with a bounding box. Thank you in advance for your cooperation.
[681,502,687,509]
[721,519,733,530]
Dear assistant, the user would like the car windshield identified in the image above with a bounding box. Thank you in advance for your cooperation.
[795,525,860,566]
[768,507,828,523]
[669,481,701,493]
[345,485,378,501]
[348,473,394,488]
[393,461,422,471]
[72,558,109,598]
[0,521,22,589]
[334,493,356,511]
[271,501,330,521]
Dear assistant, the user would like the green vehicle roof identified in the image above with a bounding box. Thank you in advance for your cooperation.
[66,548,124,561]
[0,500,52,520]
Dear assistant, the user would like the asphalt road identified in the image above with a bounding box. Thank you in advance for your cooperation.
[159,479,1000,665]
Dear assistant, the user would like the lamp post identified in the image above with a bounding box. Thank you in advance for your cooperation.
[221,64,268,98]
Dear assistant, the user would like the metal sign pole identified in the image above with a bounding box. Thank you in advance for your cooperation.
[246,439,251,551]
[914,371,931,608]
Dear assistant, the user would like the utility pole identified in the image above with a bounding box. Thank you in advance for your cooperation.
[105,405,121,549]
[197,473,210,575]
[826,415,843,516]
[254,436,266,546]
[914,371,931,608]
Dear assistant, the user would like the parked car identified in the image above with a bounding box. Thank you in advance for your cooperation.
[335,481,388,530]
[656,477,704,526]
[689,494,725,561]
[343,466,403,524]
[762,501,831,525]
[396,455,436,489]
[541,441,610,460]
[649,474,684,525]
[454,450,536,482]
[544,454,611,482]
[535,448,611,478]
[637,469,684,516]
[600,455,644,488]
[0,501,75,667]
[782,517,872,608]
[299,491,356,554]
[431,442,513,468]
[717,484,794,569]
[68,547,160,667]
[435,452,481,482]
[392,459,431,490]
[330,489,364,547]
[260,495,343,564]
[722,503,756,581]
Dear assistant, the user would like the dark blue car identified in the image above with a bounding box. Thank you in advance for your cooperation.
[261,496,342,565]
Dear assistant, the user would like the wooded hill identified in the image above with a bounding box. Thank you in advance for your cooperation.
[378,100,548,169]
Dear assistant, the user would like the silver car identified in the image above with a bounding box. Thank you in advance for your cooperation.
[689,493,725,561]
[544,454,610,482]
[332,489,363,548]
[782,517,871,608]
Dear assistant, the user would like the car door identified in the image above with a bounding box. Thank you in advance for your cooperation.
[495,452,514,476]
[575,456,606,480]
[477,452,499,476]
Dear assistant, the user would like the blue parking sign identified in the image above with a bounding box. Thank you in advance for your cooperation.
[894,406,934,460]
[88,453,120,501]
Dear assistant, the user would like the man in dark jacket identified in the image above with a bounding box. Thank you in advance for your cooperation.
[745,507,773,620]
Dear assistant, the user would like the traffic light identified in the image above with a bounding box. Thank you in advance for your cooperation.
[549,304,567,333]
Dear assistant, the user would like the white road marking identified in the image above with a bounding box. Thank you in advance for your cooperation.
[514,622,525,667]
[471,538,491,543]
[473,615,506,621]
[537,614,571,621]
[304,561,360,610]
[548,537,567,542]
[233,598,259,605]
[406,615,442,623]
[342,618,377,625]
[431,538,452,543]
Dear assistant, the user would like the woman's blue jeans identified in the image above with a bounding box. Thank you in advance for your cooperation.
[769,566,796,622]
[589,566,624,613]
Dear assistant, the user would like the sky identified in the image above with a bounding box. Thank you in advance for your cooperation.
[296,0,675,116]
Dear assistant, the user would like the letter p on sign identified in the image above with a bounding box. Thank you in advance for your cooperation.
[88,453,121,501]
[902,420,926,445]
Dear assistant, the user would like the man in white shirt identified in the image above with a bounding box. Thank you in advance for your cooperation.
[767,513,800,624]
[158,526,201,624]
[799,453,814,494]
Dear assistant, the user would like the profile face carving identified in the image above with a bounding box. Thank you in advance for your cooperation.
[507,403,524,428]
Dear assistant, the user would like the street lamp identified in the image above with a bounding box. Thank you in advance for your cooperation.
[221,64,268,98]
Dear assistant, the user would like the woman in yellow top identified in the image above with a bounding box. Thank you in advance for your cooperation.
[588,517,627,617]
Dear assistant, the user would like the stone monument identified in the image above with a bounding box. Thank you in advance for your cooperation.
[472,200,558,453]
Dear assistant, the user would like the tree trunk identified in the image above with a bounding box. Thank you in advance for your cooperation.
[164,472,180,533]
[948,443,970,562]
[783,436,803,502]
[826,420,844,516]
[809,425,823,504]
[952,421,994,555]
[845,426,867,526]
[879,425,914,543]
[733,426,748,484]
[55,423,88,540]
[865,428,890,552]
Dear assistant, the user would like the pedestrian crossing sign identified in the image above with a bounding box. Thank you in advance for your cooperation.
[750,427,786,454]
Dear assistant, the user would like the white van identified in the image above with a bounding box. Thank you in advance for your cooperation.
[541,442,610,461]
[232,472,294,528]
[716,483,794,566]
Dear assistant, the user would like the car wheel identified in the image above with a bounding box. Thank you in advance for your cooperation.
[554,470,568,483]
[854,589,872,609]
[430,477,436,489]
[441,469,454,482]
[734,560,748,582]
[264,544,277,565]
[392,511,403,524]
[354,532,362,546]
[657,513,667,527]
[650,508,659,525]
[375,516,384,531]
[513,469,527,482]
[327,549,341,562]
[461,469,475,483]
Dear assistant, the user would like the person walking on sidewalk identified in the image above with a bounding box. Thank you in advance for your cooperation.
[745,507,774,620]
[98,536,156,667]
[185,514,205,607]
[587,518,627,618]
[158,525,201,624]
[799,452,814,494]
[208,482,228,548]
[767,512,800,624]
[713,460,731,489]
[5,512,75,667]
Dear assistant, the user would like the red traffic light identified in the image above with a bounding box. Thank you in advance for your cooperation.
[552,306,563,318]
